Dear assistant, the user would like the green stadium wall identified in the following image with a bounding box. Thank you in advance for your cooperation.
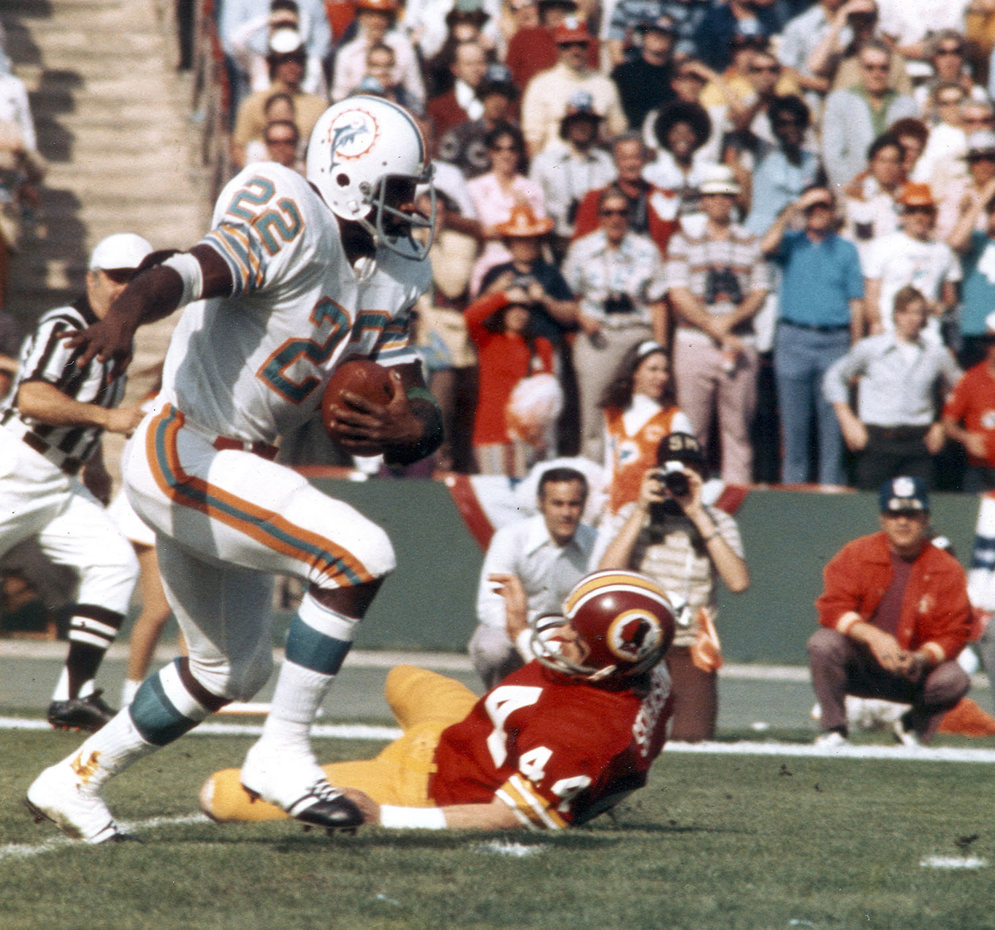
[302,478,984,666]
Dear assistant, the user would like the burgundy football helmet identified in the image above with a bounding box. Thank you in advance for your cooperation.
[533,570,675,682]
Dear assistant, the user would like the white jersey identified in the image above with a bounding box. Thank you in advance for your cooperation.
[159,162,431,444]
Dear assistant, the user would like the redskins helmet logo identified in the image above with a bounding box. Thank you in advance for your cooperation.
[326,107,380,168]
[606,609,664,663]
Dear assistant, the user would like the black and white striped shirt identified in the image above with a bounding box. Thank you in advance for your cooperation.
[0,296,126,474]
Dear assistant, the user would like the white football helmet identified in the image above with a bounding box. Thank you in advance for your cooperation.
[306,95,435,259]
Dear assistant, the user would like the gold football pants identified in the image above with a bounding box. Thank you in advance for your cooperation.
[199,665,479,822]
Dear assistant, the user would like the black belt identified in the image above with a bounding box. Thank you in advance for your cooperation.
[781,320,849,333]
[867,424,929,441]
[18,428,84,475]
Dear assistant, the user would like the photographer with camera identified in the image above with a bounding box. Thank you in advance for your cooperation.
[594,431,749,741]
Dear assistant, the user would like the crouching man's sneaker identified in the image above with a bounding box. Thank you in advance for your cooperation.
[240,742,363,832]
[814,729,848,748]
[47,690,116,733]
[892,715,922,747]
[25,755,131,844]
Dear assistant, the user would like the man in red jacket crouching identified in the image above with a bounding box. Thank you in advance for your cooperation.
[808,476,973,747]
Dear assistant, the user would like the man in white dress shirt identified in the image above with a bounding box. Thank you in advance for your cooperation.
[468,466,597,686]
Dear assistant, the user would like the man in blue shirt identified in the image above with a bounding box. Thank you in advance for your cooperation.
[761,186,865,485]
[947,164,995,369]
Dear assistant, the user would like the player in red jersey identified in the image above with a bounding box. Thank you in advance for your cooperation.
[201,569,676,830]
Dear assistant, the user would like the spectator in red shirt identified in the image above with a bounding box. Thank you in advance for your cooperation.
[504,0,598,90]
[464,285,556,476]
[942,311,995,492]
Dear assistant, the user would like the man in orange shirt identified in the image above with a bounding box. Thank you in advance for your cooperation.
[807,476,972,746]
[943,312,995,492]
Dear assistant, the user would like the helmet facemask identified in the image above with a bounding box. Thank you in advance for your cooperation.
[362,170,436,260]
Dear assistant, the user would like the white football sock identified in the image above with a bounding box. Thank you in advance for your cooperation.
[64,708,157,793]
[120,678,141,707]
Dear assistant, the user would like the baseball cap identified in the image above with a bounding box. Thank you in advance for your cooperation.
[730,18,765,47]
[559,89,602,134]
[698,164,741,196]
[356,75,385,95]
[898,181,935,208]
[656,431,706,469]
[355,0,400,12]
[479,62,518,99]
[553,16,591,44]
[88,233,154,272]
[638,15,676,35]
[446,0,489,24]
[879,476,929,514]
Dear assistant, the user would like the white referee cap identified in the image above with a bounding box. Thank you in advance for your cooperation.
[89,233,154,272]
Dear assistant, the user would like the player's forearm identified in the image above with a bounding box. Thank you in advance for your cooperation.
[598,507,645,570]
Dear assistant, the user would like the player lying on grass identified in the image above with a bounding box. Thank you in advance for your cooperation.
[200,569,677,830]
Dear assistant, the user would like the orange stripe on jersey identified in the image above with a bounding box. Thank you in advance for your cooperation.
[144,405,373,587]
[564,570,670,614]
[206,226,264,292]
[495,775,567,831]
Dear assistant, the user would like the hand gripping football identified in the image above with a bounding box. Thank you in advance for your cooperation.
[321,359,393,455]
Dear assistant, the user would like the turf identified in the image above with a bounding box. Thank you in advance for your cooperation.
[2,728,994,930]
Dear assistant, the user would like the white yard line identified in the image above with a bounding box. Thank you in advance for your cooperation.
[6,714,995,760]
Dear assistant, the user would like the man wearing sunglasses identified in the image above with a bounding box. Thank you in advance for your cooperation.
[0,232,152,732]
[821,40,916,190]
[863,181,960,340]
[520,16,626,159]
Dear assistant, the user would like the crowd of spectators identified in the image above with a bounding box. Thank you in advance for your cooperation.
[17,1,995,499]
[208,0,995,498]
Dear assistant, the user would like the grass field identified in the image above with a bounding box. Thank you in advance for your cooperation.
[2,723,994,930]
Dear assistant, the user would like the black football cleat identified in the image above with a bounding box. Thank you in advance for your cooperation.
[47,690,117,732]
[244,778,364,833]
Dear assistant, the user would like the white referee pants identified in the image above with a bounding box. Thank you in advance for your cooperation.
[0,429,138,614]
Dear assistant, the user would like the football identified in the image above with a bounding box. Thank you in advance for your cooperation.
[320,359,394,455]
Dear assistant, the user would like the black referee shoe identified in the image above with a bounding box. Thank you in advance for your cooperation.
[47,690,117,732]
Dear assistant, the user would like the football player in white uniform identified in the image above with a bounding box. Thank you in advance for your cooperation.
[26,96,443,843]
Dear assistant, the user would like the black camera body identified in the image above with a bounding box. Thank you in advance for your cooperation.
[651,464,690,497]
[602,291,635,315]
